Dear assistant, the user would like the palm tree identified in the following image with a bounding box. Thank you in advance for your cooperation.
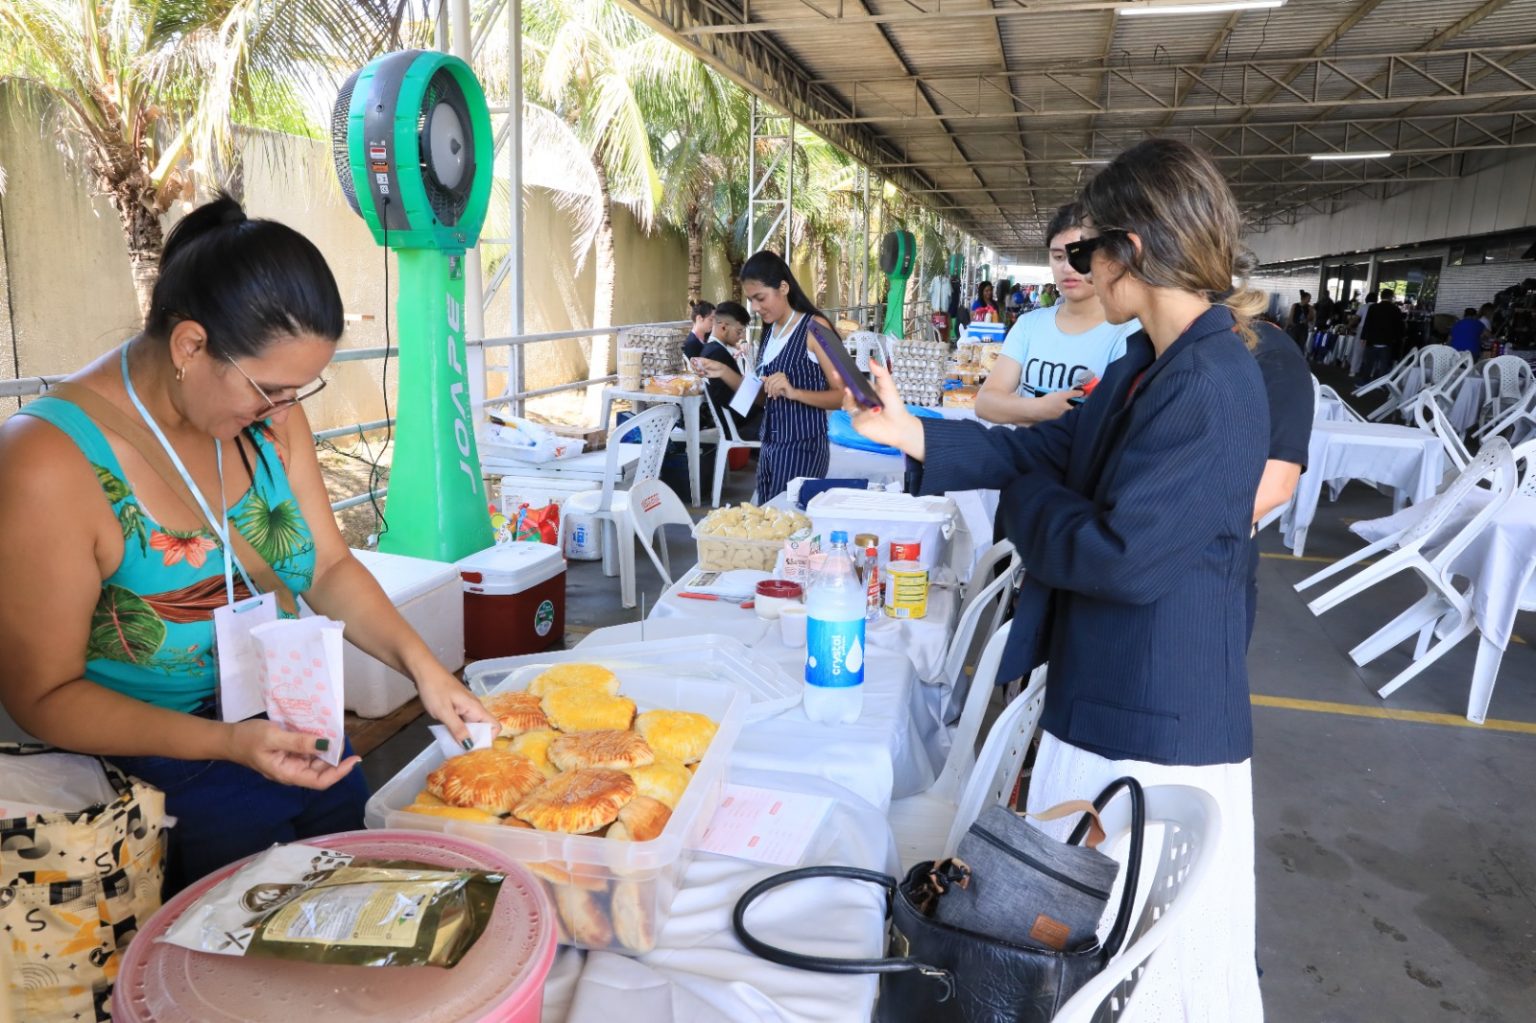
[0,0,403,315]
[523,0,663,419]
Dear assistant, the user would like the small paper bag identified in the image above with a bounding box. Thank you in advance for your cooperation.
[250,617,346,766]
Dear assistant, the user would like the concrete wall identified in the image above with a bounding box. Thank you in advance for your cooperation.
[1247,150,1536,266]
[0,86,759,428]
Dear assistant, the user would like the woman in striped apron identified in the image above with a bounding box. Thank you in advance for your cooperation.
[740,251,846,501]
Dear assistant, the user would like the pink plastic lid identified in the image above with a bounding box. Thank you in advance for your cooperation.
[113,830,555,1023]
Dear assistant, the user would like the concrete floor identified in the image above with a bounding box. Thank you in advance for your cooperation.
[363,397,1536,1023]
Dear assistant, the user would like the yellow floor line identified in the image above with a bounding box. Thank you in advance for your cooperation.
[1260,552,1344,564]
[1251,694,1536,735]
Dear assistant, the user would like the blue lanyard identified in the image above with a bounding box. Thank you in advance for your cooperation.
[120,346,254,605]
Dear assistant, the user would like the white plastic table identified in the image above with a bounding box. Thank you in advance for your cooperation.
[483,443,642,484]
[1282,420,1446,557]
[1353,492,1536,722]
[599,388,706,506]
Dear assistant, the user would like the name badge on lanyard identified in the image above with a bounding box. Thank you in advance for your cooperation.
[122,346,272,721]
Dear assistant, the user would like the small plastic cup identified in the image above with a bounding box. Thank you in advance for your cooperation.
[778,604,808,647]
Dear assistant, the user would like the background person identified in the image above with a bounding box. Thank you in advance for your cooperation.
[739,251,845,501]
[975,202,1139,427]
[684,300,714,360]
[970,281,999,323]
[693,300,761,440]
[0,196,492,895]
[1359,288,1407,382]
[1450,307,1488,354]
[846,138,1268,1021]
[1287,290,1315,349]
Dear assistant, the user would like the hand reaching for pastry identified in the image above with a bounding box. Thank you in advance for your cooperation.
[416,664,496,750]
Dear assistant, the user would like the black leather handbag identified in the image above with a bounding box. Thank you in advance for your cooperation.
[731,777,1145,1023]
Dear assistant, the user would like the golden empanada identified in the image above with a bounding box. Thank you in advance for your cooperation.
[500,816,534,829]
[404,803,502,824]
[509,728,562,777]
[549,730,654,771]
[634,709,717,764]
[412,789,446,807]
[607,796,672,842]
[513,768,636,834]
[426,748,546,814]
[611,880,655,952]
[555,884,613,947]
[483,691,551,736]
[623,759,691,810]
[527,860,607,891]
[528,662,620,697]
[541,687,636,733]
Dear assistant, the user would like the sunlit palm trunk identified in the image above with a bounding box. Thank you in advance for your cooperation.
[585,151,618,424]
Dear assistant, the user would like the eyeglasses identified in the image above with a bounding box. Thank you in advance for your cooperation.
[224,355,328,414]
[1063,229,1130,276]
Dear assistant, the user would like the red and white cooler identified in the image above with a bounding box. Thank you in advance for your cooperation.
[457,544,567,661]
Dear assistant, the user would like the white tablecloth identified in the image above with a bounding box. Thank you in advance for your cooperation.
[1448,376,1485,435]
[543,769,897,1023]
[1317,396,1351,422]
[1283,420,1446,557]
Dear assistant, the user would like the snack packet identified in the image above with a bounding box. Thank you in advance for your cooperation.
[159,843,503,968]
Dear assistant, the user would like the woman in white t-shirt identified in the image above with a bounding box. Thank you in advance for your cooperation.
[976,203,1140,426]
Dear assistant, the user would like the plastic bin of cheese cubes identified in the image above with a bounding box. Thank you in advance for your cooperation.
[365,666,746,955]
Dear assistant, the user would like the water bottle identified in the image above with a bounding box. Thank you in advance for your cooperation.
[804,531,866,723]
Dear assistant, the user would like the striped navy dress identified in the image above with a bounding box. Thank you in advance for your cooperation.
[755,313,831,501]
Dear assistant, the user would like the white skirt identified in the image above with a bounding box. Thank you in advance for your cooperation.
[1024,732,1264,1023]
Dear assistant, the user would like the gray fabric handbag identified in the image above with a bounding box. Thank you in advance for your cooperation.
[932,800,1120,952]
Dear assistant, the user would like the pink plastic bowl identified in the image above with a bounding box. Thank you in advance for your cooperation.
[112,830,555,1023]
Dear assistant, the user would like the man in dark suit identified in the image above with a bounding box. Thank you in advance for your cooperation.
[1359,288,1406,382]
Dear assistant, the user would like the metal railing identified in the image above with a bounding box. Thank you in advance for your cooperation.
[1,302,925,514]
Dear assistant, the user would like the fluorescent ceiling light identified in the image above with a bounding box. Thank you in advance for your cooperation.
[1120,1,1286,16]
[1070,159,1111,166]
[1309,151,1393,161]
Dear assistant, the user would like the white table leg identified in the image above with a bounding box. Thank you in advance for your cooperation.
[684,397,701,506]
[1466,633,1507,724]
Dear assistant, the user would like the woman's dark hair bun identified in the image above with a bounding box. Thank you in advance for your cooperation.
[146,191,343,359]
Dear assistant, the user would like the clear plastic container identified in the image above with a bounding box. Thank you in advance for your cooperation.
[365,670,746,955]
[692,526,786,572]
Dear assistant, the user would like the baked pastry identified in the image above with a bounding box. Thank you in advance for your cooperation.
[607,796,671,842]
[426,748,546,814]
[412,790,446,807]
[623,759,691,810]
[549,730,655,772]
[555,884,614,947]
[483,691,551,736]
[611,881,655,952]
[635,710,717,764]
[527,860,607,891]
[527,663,620,697]
[513,768,636,833]
[509,728,562,777]
[500,816,533,829]
[541,687,636,733]
[403,803,502,824]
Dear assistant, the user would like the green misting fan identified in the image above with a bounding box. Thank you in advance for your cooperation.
[879,230,916,338]
[332,50,495,562]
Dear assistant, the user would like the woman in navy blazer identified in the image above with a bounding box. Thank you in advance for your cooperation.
[851,139,1267,1020]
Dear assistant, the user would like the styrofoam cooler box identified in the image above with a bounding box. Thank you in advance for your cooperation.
[961,322,1007,345]
[458,543,567,661]
[806,489,958,572]
[499,474,603,561]
[345,549,465,718]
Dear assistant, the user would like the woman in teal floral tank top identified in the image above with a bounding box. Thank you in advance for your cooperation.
[0,196,493,893]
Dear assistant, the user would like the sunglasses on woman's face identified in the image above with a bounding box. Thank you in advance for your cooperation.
[1063,229,1129,276]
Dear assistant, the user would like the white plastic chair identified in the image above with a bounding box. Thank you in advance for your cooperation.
[957,539,1018,635]
[1355,350,1417,421]
[1294,438,1518,703]
[1478,381,1536,445]
[1480,356,1534,428]
[887,627,1046,870]
[939,556,1023,721]
[623,476,695,593]
[558,404,679,608]
[702,383,761,507]
[1318,383,1366,423]
[1411,391,1471,473]
[1050,785,1224,1023]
